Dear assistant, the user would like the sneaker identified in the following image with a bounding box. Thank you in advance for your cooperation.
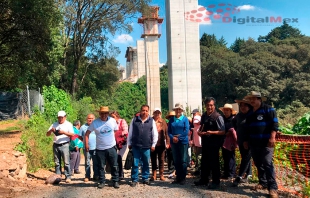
[113,182,120,189]
[252,184,267,191]
[269,189,279,198]
[208,183,220,189]
[65,178,71,183]
[232,177,241,187]
[130,181,137,187]
[194,179,208,186]
[98,182,105,189]
[74,170,81,174]
[143,180,150,185]
[84,178,90,182]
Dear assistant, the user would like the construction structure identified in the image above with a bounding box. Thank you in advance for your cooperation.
[165,0,202,111]
[138,6,163,112]
[125,46,138,82]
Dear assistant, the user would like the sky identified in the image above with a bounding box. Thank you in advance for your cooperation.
[111,0,310,68]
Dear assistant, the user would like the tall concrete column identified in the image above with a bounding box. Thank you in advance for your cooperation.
[138,7,163,112]
[137,40,146,79]
[165,0,202,112]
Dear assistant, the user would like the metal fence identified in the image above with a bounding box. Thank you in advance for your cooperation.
[0,86,44,120]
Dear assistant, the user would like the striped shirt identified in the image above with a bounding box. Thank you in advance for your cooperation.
[245,103,278,147]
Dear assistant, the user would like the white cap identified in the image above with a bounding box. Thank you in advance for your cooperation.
[153,108,161,113]
[57,111,66,117]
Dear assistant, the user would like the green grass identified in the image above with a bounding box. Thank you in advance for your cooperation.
[0,119,26,133]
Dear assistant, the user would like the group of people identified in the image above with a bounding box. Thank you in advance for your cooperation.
[46,90,279,198]
[190,91,279,198]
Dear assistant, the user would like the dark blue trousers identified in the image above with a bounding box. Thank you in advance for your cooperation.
[96,147,119,183]
[251,146,278,190]
[171,143,188,181]
[237,143,252,177]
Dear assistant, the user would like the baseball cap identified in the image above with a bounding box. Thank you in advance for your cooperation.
[57,111,66,117]
[191,109,199,114]
[153,107,161,113]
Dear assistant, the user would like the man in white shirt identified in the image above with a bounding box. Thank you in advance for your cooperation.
[84,106,119,189]
[128,105,158,187]
[46,110,74,183]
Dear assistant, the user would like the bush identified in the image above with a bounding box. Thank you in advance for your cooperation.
[71,96,96,122]
[43,85,77,122]
[15,112,54,172]
[16,85,77,171]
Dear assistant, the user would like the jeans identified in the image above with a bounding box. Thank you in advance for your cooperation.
[70,149,81,172]
[131,146,150,182]
[237,143,252,177]
[251,146,278,190]
[53,142,71,179]
[171,143,188,181]
[96,147,119,183]
[84,149,99,179]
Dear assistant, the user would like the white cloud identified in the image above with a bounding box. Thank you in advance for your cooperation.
[237,5,255,10]
[159,62,166,67]
[113,34,133,44]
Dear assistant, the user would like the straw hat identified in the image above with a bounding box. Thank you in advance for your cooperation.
[245,91,267,101]
[172,103,184,111]
[165,111,175,119]
[219,104,237,115]
[96,106,109,113]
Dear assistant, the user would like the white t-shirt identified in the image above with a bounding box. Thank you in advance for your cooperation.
[193,115,202,147]
[87,117,118,150]
[48,120,74,144]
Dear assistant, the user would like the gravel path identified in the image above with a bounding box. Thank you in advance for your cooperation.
[16,157,297,198]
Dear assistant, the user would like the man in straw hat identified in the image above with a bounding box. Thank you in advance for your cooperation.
[194,97,225,189]
[84,106,120,189]
[128,105,158,187]
[232,98,252,187]
[244,91,279,198]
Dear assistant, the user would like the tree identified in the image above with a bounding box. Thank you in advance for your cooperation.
[0,0,61,90]
[160,65,169,114]
[59,0,151,95]
[258,22,303,43]
[230,37,245,53]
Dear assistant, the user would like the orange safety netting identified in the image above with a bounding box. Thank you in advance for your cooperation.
[275,133,310,197]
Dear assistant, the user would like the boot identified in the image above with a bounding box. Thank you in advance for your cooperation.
[159,170,165,181]
[150,170,156,181]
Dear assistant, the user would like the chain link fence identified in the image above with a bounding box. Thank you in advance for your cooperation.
[0,86,44,120]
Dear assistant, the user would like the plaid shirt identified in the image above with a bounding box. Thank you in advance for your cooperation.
[118,119,128,136]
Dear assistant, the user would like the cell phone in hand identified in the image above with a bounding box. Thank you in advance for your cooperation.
[54,130,61,136]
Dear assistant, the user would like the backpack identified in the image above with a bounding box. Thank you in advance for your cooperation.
[124,149,133,170]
